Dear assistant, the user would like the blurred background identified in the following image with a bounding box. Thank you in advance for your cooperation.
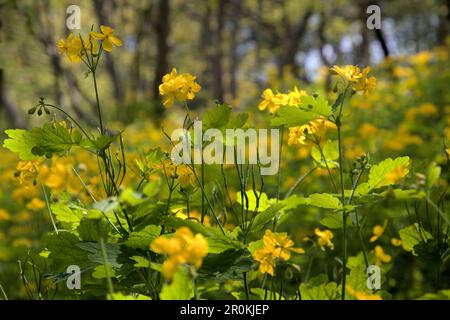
[0,0,449,130]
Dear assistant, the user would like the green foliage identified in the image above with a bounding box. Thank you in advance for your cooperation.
[299,275,339,300]
[355,156,410,195]
[399,223,433,255]
[271,95,332,127]
[311,140,339,168]
[3,122,84,159]
[125,225,162,250]
[159,269,194,300]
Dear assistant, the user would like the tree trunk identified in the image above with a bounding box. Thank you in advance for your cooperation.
[152,0,171,117]
[211,0,226,102]
[0,69,26,128]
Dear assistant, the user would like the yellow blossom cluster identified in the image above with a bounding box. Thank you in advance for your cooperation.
[57,25,122,62]
[288,118,336,146]
[252,229,304,276]
[330,65,376,96]
[159,68,201,108]
[258,86,308,114]
[151,159,197,189]
[150,227,208,279]
[314,228,334,250]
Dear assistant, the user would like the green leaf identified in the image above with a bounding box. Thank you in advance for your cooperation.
[203,103,232,129]
[86,132,121,153]
[142,179,161,198]
[426,162,441,189]
[44,231,91,272]
[236,191,270,212]
[199,249,253,281]
[4,122,83,160]
[300,274,339,300]
[320,213,343,229]
[308,193,342,209]
[249,203,285,232]
[130,256,150,268]
[399,223,433,255]
[160,269,194,300]
[271,95,332,127]
[92,263,116,279]
[125,225,162,250]
[311,140,339,168]
[77,242,122,268]
[120,188,146,206]
[77,214,111,242]
[227,112,248,129]
[356,156,410,195]
[51,202,84,229]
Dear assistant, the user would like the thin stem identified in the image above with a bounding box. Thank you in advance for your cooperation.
[99,238,114,296]
[92,70,104,134]
[41,184,58,234]
[284,166,317,199]
[43,104,93,141]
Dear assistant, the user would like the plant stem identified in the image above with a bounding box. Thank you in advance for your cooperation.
[92,70,104,134]
[41,184,58,234]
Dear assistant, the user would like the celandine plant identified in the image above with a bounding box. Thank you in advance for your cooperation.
[2,24,449,301]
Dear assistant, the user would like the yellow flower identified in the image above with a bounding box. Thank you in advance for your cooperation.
[150,227,208,279]
[330,65,363,82]
[330,65,376,96]
[0,209,11,221]
[369,220,387,243]
[417,103,438,117]
[286,86,308,106]
[359,123,378,138]
[252,229,304,276]
[57,33,73,55]
[314,228,334,250]
[26,198,46,211]
[257,89,289,114]
[353,67,377,96]
[288,126,308,145]
[347,285,382,300]
[176,165,196,188]
[287,118,335,146]
[91,25,123,52]
[391,238,402,247]
[15,160,41,186]
[57,33,86,62]
[158,68,201,108]
[374,245,391,265]
[152,159,176,178]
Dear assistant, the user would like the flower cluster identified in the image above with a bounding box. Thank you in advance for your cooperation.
[150,227,208,279]
[288,118,336,146]
[252,229,304,276]
[314,228,334,250]
[14,160,41,186]
[151,160,197,189]
[159,68,201,108]
[258,86,308,114]
[57,25,122,63]
[330,65,376,96]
